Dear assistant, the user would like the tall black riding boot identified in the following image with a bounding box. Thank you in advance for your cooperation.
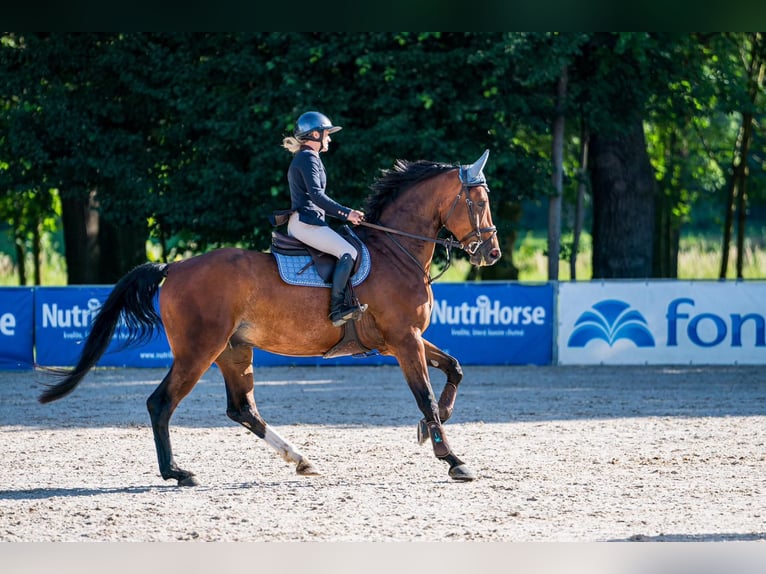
[329,254,367,326]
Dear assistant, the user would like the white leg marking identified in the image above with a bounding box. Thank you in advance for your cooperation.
[264,426,304,464]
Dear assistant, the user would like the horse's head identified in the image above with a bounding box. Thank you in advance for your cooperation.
[441,150,502,267]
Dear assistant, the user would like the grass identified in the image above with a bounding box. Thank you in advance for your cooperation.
[2,231,765,285]
[0,244,68,286]
[435,231,766,282]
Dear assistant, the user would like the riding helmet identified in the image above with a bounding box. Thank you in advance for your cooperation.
[294,111,342,140]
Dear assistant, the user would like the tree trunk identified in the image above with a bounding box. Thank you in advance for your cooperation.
[653,190,680,278]
[14,237,26,286]
[734,112,754,279]
[720,33,763,279]
[570,123,589,280]
[60,190,101,284]
[652,130,680,279]
[720,115,755,280]
[590,119,656,278]
[97,219,147,284]
[61,189,147,284]
[32,222,42,285]
[548,66,567,281]
[735,169,748,279]
[719,133,738,279]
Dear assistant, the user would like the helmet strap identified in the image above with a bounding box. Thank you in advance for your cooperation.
[300,129,323,143]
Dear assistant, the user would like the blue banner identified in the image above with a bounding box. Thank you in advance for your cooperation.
[426,282,554,365]
[14,282,553,370]
[252,282,555,367]
[0,287,34,370]
[35,287,173,368]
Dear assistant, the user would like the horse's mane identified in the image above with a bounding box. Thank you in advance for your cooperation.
[363,159,455,224]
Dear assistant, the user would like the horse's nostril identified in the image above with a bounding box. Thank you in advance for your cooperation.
[490,248,501,260]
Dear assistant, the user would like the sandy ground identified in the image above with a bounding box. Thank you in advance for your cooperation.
[1,363,765,544]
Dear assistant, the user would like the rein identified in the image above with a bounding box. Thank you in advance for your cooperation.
[359,220,457,283]
[359,184,497,284]
[358,220,463,251]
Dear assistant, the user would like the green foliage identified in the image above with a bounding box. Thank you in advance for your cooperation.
[0,33,764,280]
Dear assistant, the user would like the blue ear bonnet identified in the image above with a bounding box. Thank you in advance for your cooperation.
[458,149,490,187]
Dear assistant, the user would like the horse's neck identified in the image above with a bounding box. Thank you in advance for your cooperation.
[371,197,442,270]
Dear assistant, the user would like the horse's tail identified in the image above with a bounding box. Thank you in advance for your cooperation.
[38,262,169,404]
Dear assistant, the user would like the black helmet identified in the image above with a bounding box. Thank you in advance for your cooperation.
[294,111,342,140]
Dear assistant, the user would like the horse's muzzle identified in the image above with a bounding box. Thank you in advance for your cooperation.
[470,245,502,267]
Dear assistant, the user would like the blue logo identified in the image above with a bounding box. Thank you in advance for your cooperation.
[568,299,655,348]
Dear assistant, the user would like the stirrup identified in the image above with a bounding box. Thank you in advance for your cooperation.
[330,303,367,327]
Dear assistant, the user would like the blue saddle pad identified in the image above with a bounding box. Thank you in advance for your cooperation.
[273,234,371,288]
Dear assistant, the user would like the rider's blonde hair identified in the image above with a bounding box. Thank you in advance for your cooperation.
[282,136,303,154]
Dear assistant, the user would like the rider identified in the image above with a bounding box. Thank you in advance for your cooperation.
[282,111,367,327]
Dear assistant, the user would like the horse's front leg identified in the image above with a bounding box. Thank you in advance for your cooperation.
[417,339,464,448]
[395,334,475,482]
[423,338,463,422]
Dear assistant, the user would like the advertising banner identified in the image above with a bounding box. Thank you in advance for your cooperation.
[426,282,554,366]
[253,282,555,367]
[0,287,34,370]
[27,282,554,369]
[558,281,766,365]
[35,287,173,368]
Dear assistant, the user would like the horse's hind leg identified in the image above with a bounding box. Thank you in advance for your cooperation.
[216,344,319,476]
[146,361,209,487]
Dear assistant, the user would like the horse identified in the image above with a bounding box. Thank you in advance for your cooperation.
[38,150,502,486]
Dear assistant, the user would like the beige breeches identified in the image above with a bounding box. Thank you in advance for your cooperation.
[287,212,358,260]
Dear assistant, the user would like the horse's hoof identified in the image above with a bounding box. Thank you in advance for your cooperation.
[449,464,476,482]
[296,459,320,476]
[178,475,200,487]
[417,418,428,445]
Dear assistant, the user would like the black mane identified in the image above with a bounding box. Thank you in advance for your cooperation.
[363,159,455,224]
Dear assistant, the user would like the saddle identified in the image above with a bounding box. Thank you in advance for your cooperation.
[270,226,364,283]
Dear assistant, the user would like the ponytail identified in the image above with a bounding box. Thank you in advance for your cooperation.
[282,136,303,154]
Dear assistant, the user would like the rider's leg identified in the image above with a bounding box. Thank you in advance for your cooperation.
[287,214,366,325]
[328,253,367,326]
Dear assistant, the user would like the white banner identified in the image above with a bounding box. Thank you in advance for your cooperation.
[557,281,766,365]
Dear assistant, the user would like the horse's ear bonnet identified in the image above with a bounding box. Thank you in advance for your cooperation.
[459,149,489,187]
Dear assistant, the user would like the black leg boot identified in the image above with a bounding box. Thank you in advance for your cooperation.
[329,254,367,326]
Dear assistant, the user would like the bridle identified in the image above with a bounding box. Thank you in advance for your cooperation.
[359,178,497,283]
[441,183,497,256]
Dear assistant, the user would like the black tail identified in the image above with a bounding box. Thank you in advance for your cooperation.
[38,262,169,404]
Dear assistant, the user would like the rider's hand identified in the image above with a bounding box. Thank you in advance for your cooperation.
[348,210,365,225]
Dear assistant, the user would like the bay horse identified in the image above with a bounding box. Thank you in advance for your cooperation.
[39,150,501,485]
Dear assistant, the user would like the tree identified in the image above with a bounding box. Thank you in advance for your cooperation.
[0,33,148,283]
[548,65,567,280]
[2,33,764,285]
[571,33,705,278]
[719,33,765,279]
